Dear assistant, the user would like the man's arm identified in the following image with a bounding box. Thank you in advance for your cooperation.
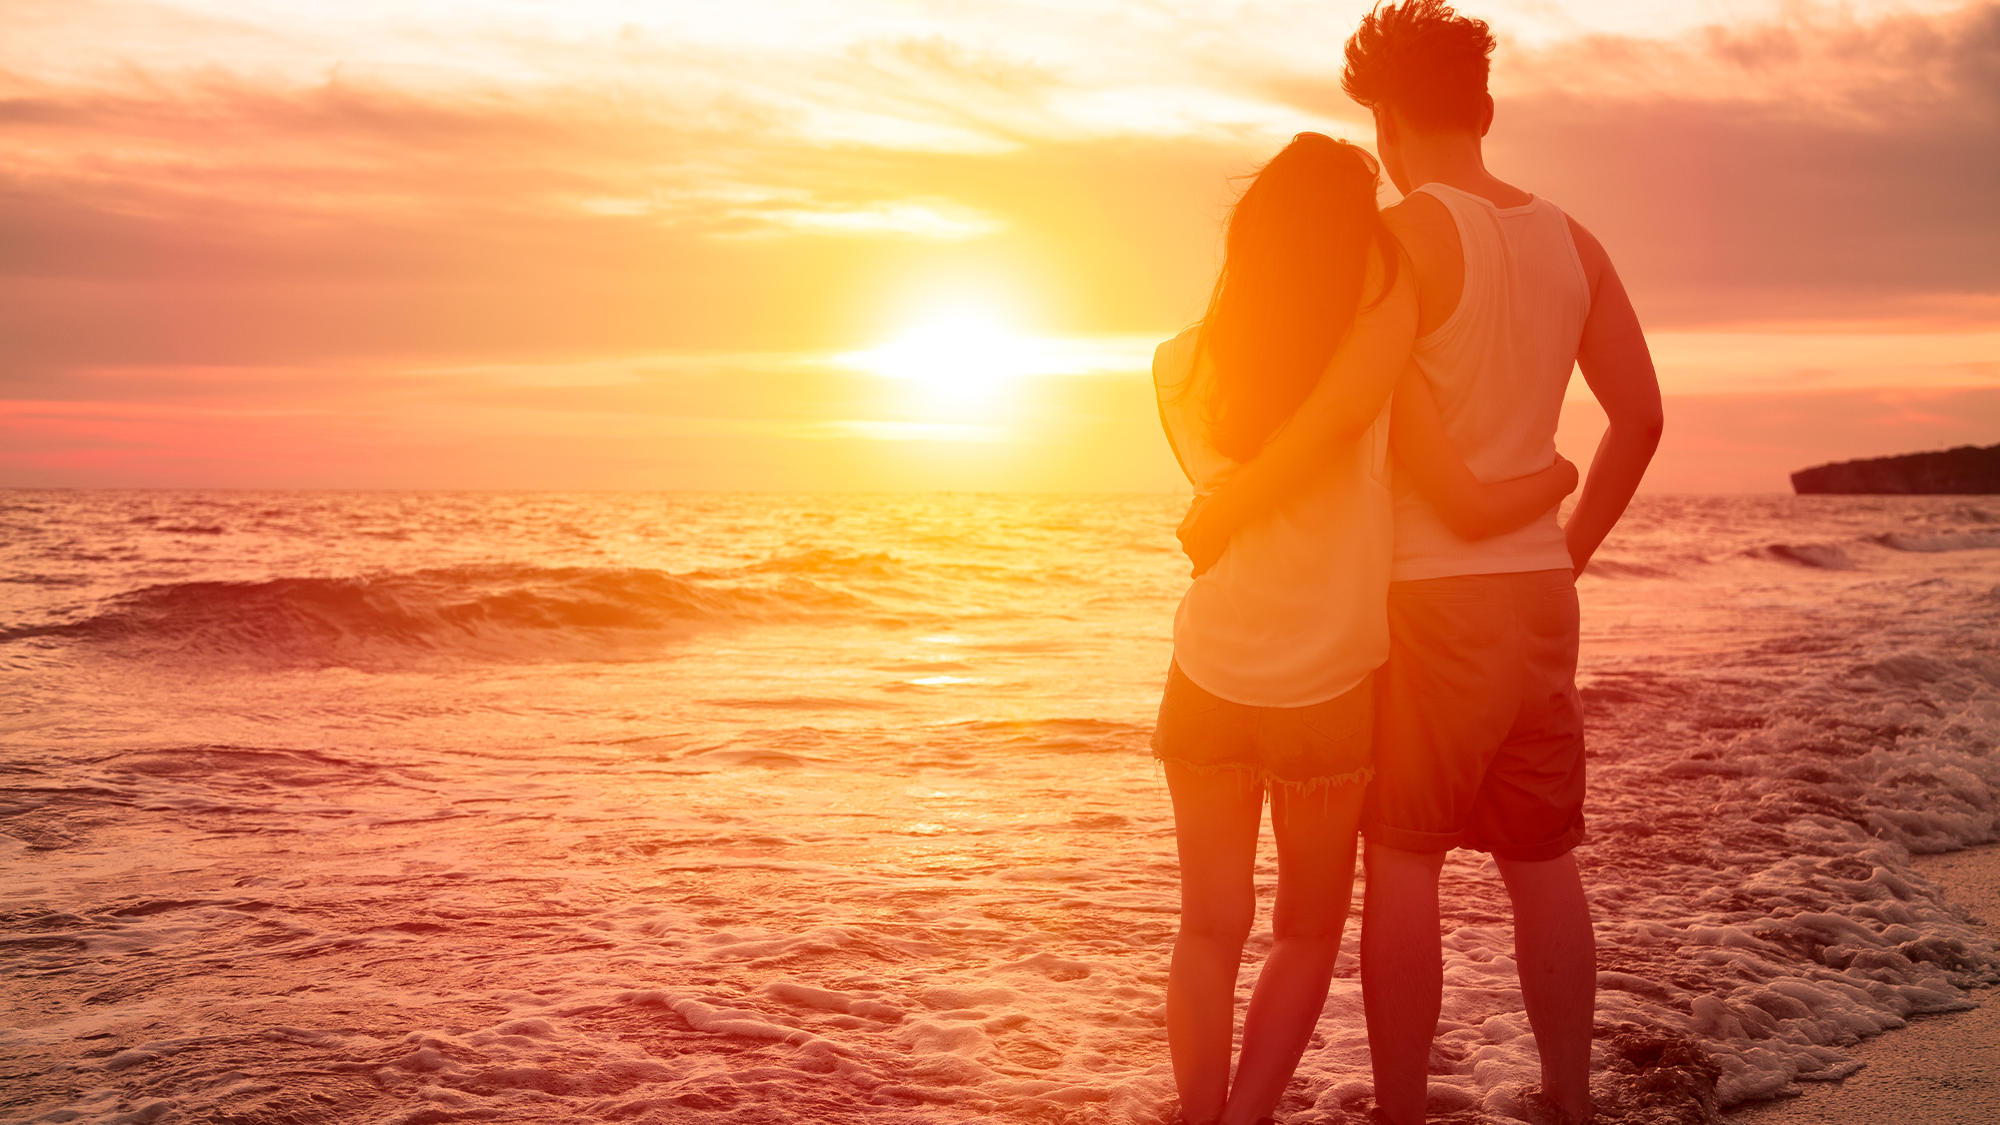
[1176,250,1418,575]
[1563,217,1663,576]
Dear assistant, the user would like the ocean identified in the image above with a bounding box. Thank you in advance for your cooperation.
[3,490,1997,1125]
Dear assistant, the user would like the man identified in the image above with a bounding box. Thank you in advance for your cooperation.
[1178,3,1662,1122]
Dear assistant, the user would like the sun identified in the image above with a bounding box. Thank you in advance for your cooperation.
[842,312,1035,412]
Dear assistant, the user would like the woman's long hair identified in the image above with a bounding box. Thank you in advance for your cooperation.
[1195,133,1398,461]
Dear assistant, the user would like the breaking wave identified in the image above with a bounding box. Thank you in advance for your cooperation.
[0,562,900,664]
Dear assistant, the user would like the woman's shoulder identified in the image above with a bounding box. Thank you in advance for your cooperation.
[1153,325,1204,391]
[1155,325,1202,362]
[1152,325,1212,486]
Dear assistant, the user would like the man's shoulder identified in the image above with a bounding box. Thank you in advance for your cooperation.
[1383,190,1453,239]
[1559,212,1612,293]
[1383,191,1461,330]
[1383,192,1460,275]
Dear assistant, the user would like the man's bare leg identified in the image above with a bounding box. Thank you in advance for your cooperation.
[1164,762,1264,1123]
[1496,852,1595,1123]
[1220,781,1366,1124]
[1359,841,1446,1125]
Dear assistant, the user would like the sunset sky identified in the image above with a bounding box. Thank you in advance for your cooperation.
[3,0,1996,492]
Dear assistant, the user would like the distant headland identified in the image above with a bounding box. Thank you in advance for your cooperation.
[1792,442,2000,495]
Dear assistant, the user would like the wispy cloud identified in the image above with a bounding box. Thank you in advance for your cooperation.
[795,420,1011,443]
[731,199,1007,241]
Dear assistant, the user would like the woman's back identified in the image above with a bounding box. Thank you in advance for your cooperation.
[1149,130,1406,1125]
[1153,263,1405,708]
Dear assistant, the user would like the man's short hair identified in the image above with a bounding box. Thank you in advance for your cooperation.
[1341,0,1496,132]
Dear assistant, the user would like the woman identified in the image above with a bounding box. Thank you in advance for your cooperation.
[1152,132,1575,1125]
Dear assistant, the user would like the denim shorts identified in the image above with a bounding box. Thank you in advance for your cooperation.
[1150,661,1375,790]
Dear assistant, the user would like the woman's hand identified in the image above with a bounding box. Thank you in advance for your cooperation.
[1177,494,1231,577]
[1391,365,1580,540]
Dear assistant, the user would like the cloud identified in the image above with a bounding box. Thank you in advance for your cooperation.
[730,199,1007,241]
[0,50,1251,369]
[1557,386,2000,493]
[1501,3,1994,114]
[1258,4,2000,327]
[4,2,1984,368]
[1493,3,2000,327]
[1642,330,2000,395]
[799,420,1011,442]
[3,1,1996,489]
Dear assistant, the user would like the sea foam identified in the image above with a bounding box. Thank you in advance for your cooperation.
[2,491,1997,1124]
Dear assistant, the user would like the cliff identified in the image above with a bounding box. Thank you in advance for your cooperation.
[1791,442,2000,494]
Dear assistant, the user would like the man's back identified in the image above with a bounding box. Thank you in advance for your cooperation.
[1386,183,1590,582]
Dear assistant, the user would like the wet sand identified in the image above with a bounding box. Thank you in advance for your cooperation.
[1728,842,2000,1125]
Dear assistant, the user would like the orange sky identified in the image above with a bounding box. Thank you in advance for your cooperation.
[2,0,1996,491]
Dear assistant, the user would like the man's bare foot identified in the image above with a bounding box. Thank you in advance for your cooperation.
[1522,1083,1593,1125]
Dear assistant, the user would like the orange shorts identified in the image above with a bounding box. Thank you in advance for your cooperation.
[1364,568,1586,861]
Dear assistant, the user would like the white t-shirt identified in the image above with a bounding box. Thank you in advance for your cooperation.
[1391,183,1591,581]
[1152,271,1410,707]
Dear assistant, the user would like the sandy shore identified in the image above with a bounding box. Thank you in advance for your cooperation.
[1727,842,2000,1125]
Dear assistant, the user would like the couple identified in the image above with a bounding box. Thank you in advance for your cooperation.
[1149,3,1663,1124]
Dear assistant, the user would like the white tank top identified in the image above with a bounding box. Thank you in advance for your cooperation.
[1391,183,1591,582]
[1153,259,1408,707]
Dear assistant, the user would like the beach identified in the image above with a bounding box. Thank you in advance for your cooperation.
[1730,842,2000,1125]
[3,490,1998,1125]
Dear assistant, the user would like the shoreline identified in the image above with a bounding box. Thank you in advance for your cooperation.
[1726,841,2000,1125]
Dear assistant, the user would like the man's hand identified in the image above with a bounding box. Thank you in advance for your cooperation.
[1553,453,1580,498]
[1177,493,1230,578]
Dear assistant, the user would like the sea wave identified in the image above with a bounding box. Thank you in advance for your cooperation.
[0,564,890,664]
[1583,558,1681,580]
[1757,543,1856,570]
[1872,530,2000,553]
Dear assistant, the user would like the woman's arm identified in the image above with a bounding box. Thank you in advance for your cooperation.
[1390,366,1578,539]
[1176,249,1418,575]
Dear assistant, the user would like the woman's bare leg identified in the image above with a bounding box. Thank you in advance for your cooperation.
[1221,781,1366,1125]
[1165,761,1264,1124]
